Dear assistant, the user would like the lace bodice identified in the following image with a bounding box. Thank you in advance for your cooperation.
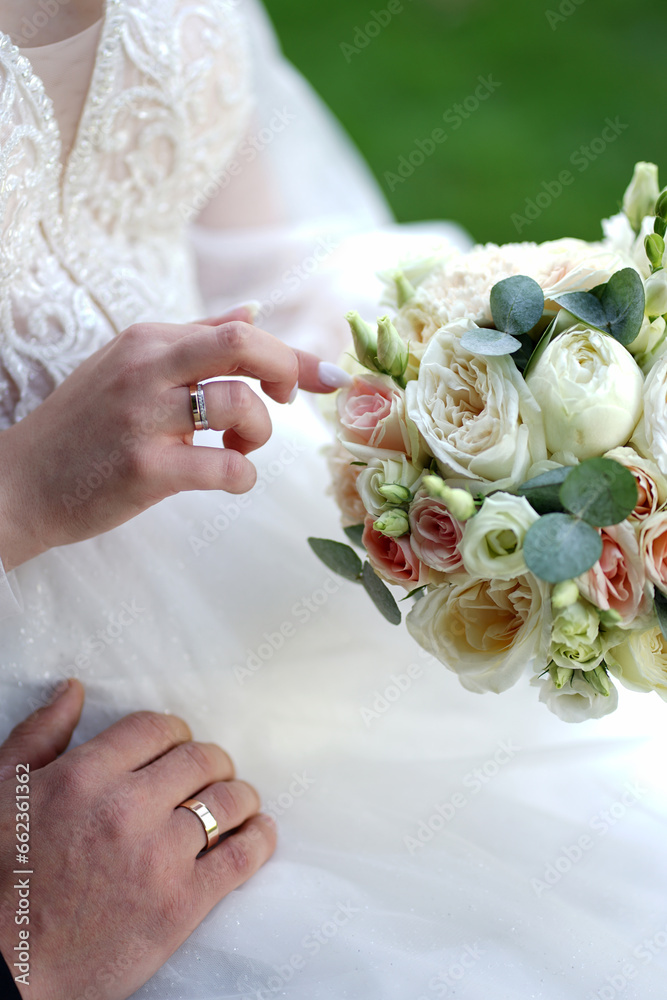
[0,0,252,427]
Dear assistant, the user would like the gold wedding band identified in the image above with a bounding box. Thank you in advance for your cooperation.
[189,383,209,431]
[178,797,220,851]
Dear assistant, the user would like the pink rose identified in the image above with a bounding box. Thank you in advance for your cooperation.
[326,442,366,527]
[362,516,426,588]
[605,447,667,521]
[640,512,667,594]
[337,375,417,459]
[578,521,651,626]
[408,493,464,574]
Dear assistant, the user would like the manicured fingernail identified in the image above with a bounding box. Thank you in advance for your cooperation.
[227,300,261,322]
[287,383,299,404]
[317,362,353,389]
[48,679,70,704]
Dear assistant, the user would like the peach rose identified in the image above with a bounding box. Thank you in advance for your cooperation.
[577,521,652,626]
[408,493,464,574]
[362,516,426,589]
[639,511,667,594]
[605,446,667,521]
[336,375,422,464]
[325,442,366,528]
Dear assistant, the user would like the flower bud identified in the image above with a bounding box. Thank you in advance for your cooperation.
[549,664,574,690]
[622,161,660,233]
[394,272,416,308]
[655,217,667,239]
[598,608,622,627]
[374,509,410,538]
[422,476,477,521]
[345,311,379,372]
[645,270,667,317]
[645,233,665,272]
[377,316,409,380]
[584,665,612,697]
[378,483,413,505]
[551,580,579,609]
[656,188,667,222]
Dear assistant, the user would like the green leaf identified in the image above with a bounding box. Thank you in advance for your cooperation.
[490,275,545,337]
[553,268,645,347]
[401,585,427,602]
[522,316,558,380]
[517,466,572,515]
[460,324,522,356]
[655,589,667,641]
[510,333,537,372]
[559,457,638,527]
[523,514,603,583]
[361,561,402,624]
[307,538,363,581]
[343,524,366,549]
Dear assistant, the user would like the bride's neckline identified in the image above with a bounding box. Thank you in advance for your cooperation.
[0,0,120,194]
[19,16,104,52]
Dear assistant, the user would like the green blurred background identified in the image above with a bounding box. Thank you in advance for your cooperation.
[263,0,667,244]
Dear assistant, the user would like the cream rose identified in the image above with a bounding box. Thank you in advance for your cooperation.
[406,320,546,487]
[607,627,667,699]
[525,326,644,461]
[357,456,423,517]
[406,573,551,694]
[460,493,538,580]
[530,671,619,722]
[636,354,667,477]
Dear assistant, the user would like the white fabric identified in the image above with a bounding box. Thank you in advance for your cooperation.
[1,3,667,999]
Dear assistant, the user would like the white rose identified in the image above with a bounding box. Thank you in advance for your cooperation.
[525,326,644,461]
[406,320,546,488]
[635,354,667,476]
[357,456,423,517]
[607,627,667,699]
[530,671,619,722]
[627,316,667,373]
[325,442,367,528]
[645,270,667,317]
[460,493,538,580]
[406,573,551,694]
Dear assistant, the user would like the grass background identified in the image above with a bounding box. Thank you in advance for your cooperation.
[262,0,667,245]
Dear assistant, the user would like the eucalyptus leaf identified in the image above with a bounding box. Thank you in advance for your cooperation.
[401,585,427,602]
[523,514,603,583]
[307,538,363,581]
[510,333,536,372]
[553,268,645,346]
[522,316,558,379]
[490,275,545,337]
[460,324,522,356]
[559,457,638,526]
[655,589,667,641]
[361,561,402,625]
[343,524,366,549]
[517,466,572,515]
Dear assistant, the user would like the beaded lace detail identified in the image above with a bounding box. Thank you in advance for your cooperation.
[0,0,252,426]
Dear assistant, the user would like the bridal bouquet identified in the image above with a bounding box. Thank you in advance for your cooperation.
[310,162,667,722]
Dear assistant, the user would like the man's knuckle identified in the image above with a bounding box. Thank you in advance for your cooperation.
[222,836,252,878]
[180,741,213,774]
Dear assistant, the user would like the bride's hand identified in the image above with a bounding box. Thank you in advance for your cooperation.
[0,306,346,571]
[0,680,277,1000]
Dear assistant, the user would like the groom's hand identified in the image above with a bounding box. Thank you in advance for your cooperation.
[0,680,276,1000]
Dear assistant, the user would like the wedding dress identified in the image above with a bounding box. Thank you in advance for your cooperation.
[1,3,667,998]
